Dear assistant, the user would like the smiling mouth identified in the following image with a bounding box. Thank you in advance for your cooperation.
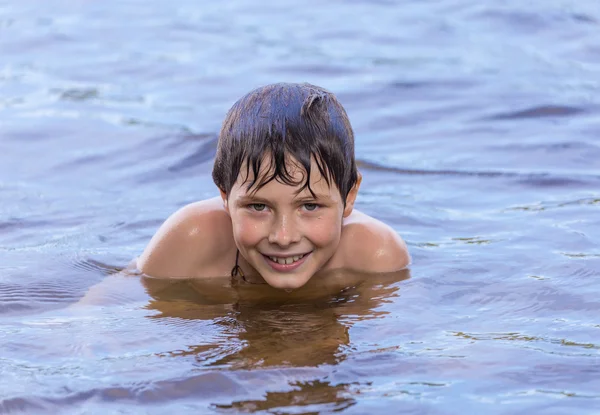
[265,253,308,265]
[261,252,312,273]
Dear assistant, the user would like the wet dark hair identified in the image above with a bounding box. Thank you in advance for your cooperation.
[212,83,358,203]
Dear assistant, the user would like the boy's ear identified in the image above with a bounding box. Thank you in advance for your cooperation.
[343,172,362,218]
[220,189,230,215]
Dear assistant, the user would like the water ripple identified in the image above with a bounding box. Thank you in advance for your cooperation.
[357,159,600,187]
[3,0,600,412]
[482,105,587,121]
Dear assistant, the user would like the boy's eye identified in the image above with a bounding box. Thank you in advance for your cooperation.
[249,203,267,211]
[303,203,318,211]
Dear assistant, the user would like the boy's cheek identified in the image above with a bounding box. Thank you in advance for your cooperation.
[310,217,343,240]
[234,220,266,244]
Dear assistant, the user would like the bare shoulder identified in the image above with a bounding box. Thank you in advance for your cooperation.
[340,210,411,273]
[137,197,233,278]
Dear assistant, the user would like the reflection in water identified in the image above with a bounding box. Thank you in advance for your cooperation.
[0,264,409,411]
[141,269,410,370]
[212,380,357,413]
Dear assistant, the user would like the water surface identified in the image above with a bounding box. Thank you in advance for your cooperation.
[1,0,600,413]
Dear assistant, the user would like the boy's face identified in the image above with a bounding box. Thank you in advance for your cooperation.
[221,156,359,290]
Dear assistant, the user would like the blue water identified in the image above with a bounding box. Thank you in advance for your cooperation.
[1,0,600,413]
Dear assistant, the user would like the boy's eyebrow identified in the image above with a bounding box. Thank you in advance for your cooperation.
[236,192,334,203]
[236,195,270,204]
[294,192,333,201]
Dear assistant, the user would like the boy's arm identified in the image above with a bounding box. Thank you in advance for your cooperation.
[138,201,229,278]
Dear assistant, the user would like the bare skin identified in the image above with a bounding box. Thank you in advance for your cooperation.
[137,158,410,289]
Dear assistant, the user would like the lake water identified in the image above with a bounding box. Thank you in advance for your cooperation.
[1,0,600,413]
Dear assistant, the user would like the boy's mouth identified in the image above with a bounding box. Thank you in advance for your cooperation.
[262,252,312,271]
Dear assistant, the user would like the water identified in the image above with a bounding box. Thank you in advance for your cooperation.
[1,0,600,413]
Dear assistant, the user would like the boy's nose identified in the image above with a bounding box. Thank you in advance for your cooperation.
[268,214,300,247]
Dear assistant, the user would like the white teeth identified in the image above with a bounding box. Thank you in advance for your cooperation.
[268,254,305,265]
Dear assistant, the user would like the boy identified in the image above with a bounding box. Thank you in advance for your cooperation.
[137,83,409,290]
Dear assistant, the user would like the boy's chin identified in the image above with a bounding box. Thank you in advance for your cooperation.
[262,273,312,290]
